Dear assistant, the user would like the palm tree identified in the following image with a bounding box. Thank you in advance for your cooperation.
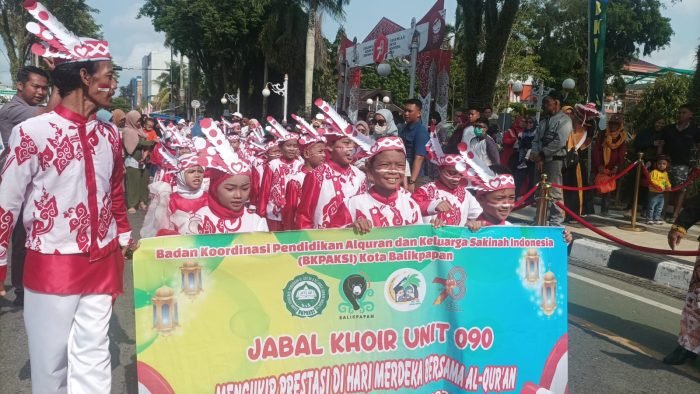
[301,0,349,114]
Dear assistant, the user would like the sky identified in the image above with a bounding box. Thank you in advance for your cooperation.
[0,0,697,88]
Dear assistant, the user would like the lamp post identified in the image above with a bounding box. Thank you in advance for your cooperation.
[221,88,241,114]
[408,18,419,99]
[366,96,391,112]
[262,74,288,122]
[511,81,524,101]
[562,78,576,101]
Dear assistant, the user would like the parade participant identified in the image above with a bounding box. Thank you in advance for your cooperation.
[348,136,424,234]
[296,99,370,229]
[141,153,208,238]
[282,114,327,230]
[412,131,482,227]
[164,118,267,235]
[256,117,303,231]
[251,137,281,189]
[665,203,700,364]
[0,2,131,391]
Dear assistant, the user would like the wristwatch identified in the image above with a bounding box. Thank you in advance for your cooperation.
[407,179,416,185]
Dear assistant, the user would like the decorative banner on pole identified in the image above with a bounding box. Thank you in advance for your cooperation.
[588,0,608,107]
[133,226,568,393]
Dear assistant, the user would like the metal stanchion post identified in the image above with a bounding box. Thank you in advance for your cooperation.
[535,174,551,226]
[618,152,646,232]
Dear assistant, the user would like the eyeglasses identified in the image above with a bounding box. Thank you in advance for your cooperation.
[371,120,386,126]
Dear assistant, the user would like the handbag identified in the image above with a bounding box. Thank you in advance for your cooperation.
[594,173,617,194]
[564,133,587,169]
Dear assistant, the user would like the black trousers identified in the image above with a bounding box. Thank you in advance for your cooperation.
[11,207,26,294]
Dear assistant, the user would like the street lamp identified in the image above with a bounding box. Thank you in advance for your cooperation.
[262,74,288,122]
[562,78,575,101]
[512,81,524,99]
[377,62,391,77]
[221,88,241,114]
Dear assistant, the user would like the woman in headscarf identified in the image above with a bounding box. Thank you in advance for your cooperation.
[592,113,627,216]
[111,109,126,128]
[371,109,398,139]
[123,110,150,213]
[514,116,538,200]
[563,104,597,219]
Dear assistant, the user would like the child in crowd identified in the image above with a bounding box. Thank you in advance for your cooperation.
[256,117,303,231]
[348,137,423,234]
[412,131,482,228]
[282,115,327,230]
[164,119,267,235]
[296,99,369,229]
[647,155,672,225]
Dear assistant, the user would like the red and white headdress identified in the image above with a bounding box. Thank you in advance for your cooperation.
[246,119,265,143]
[368,136,406,159]
[24,0,110,63]
[426,131,465,168]
[456,142,515,193]
[313,98,373,153]
[177,152,207,172]
[574,102,601,124]
[197,118,250,176]
[266,116,299,142]
[291,113,326,148]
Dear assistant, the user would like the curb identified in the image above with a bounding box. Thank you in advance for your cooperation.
[569,236,694,292]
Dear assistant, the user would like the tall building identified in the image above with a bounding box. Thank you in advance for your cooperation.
[141,50,170,108]
[129,77,143,109]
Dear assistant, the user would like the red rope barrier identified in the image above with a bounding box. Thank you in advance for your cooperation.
[555,201,700,256]
[513,184,540,210]
[668,168,700,192]
[550,161,637,191]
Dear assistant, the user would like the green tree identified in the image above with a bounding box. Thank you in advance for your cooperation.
[627,73,691,130]
[525,0,672,98]
[301,0,348,113]
[456,0,521,108]
[689,45,700,115]
[110,96,132,113]
[0,0,101,83]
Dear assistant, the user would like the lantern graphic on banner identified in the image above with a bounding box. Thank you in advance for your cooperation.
[180,261,203,296]
[152,286,179,334]
[525,249,540,283]
[540,272,557,316]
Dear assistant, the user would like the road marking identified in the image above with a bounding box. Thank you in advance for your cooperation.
[568,272,683,315]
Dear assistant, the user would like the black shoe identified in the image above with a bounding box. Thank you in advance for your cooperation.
[13,290,24,307]
[662,346,697,365]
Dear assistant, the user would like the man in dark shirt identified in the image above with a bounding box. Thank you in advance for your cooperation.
[658,104,700,222]
[400,98,430,192]
[0,65,58,306]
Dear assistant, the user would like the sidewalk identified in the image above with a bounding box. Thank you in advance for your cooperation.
[509,206,696,292]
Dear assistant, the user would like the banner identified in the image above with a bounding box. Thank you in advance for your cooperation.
[588,0,608,106]
[133,226,568,393]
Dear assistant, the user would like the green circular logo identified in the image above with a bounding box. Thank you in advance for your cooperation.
[283,274,329,318]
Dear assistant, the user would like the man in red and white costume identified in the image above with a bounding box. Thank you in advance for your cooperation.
[282,114,326,230]
[256,117,303,231]
[296,99,370,229]
[348,136,421,231]
[0,2,130,392]
[412,131,482,226]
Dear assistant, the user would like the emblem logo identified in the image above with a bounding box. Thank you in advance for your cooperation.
[433,267,467,308]
[338,273,375,318]
[384,268,426,312]
[283,273,329,318]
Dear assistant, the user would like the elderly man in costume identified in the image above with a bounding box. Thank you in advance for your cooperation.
[0,1,131,392]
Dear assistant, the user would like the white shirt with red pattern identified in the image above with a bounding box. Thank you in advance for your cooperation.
[258,157,304,221]
[0,106,131,290]
[412,180,483,226]
[169,204,268,235]
[347,188,421,228]
[296,161,367,229]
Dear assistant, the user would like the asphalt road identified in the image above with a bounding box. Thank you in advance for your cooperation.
[1,214,699,393]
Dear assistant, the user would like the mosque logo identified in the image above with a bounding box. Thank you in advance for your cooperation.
[384,268,426,312]
[283,273,329,318]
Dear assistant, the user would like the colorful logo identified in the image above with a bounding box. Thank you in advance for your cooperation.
[338,273,375,317]
[283,273,329,318]
[433,267,467,311]
[384,268,426,312]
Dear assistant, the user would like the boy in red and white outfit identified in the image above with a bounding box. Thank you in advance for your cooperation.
[282,114,326,230]
[413,131,482,227]
[0,2,131,392]
[296,99,370,229]
[256,117,303,230]
[348,136,422,233]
